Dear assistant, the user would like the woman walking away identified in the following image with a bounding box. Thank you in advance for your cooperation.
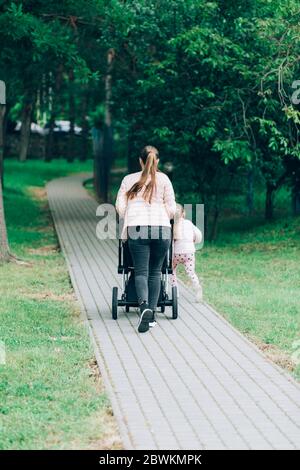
[116,145,176,333]
[171,203,203,302]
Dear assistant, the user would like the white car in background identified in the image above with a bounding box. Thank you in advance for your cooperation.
[44,120,82,135]
[15,121,48,136]
[14,120,82,136]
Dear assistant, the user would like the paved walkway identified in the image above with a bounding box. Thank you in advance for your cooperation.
[47,174,300,450]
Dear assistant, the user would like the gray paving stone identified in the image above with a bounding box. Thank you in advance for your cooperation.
[47,174,300,450]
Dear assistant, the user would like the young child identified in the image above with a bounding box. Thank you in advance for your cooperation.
[171,204,203,302]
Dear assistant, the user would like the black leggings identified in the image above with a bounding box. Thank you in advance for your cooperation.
[127,225,171,310]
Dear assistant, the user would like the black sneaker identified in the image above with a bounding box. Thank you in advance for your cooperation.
[138,303,152,333]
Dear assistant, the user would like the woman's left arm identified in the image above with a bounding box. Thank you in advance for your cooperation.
[163,175,176,219]
[115,177,128,218]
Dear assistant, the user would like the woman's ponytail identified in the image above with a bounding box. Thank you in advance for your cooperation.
[126,146,158,202]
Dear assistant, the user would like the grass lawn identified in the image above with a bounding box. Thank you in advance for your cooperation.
[0,158,122,450]
[190,210,300,381]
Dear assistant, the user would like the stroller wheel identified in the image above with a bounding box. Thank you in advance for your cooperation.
[172,286,178,319]
[112,287,118,320]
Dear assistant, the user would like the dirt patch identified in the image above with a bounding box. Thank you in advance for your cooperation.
[28,186,47,201]
[83,413,124,450]
[88,358,102,382]
[83,359,124,450]
[27,245,59,255]
[246,334,296,373]
[22,290,76,302]
[45,408,123,450]
[78,359,124,449]
[26,186,56,233]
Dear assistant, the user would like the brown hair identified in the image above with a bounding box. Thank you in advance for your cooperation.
[126,145,159,202]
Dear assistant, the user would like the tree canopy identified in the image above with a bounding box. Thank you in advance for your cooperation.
[1,0,300,251]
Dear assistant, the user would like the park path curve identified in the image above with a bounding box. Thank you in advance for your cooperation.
[47,174,300,450]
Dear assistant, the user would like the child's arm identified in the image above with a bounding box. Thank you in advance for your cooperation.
[193,223,203,244]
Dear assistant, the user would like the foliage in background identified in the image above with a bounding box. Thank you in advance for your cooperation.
[1,0,300,233]
[107,0,300,232]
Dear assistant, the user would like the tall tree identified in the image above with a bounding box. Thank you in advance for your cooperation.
[0,90,9,262]
[0,0,98,260]
[19,93,34,161]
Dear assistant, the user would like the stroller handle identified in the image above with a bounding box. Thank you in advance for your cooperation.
[168,219,174,272]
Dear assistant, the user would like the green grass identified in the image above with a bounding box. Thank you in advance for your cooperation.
[0,158,121,450]
[190,211,300,381]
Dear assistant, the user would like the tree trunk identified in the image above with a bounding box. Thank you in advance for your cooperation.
[292,187,300,216]
[80,89,89,162]
[19,99,33,161]
[0,179,9,262]
[92,127,103,200]
[2,102,10,172]
[209,205,220,241]
[246,168,254,215]
[265,183,275,220]
[0,105,5,187]
[94,48,115,201]
[127,120,139,173]
[203,209,209,241]
[46,66,64,162]
[67,70,75,163]
[0,104,9,262]
[45,114,55,162]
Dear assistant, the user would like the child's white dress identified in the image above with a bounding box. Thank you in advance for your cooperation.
[171,219,203,301]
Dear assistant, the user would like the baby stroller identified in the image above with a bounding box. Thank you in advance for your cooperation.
[112,222,178,320]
